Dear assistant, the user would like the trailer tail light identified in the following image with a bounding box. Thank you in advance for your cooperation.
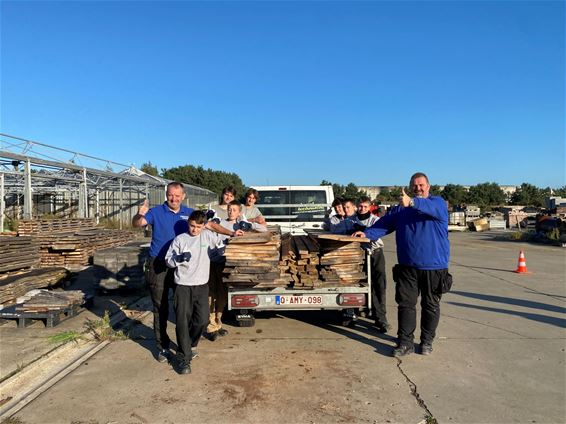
[337,294,366,306]
[231,295,259,308]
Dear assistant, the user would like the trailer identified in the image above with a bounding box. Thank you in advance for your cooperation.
[227,252,372,327]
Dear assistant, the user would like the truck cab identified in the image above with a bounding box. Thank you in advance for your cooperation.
[252,185,334,235]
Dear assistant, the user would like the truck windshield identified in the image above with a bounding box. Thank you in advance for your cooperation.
[257,190,328,221]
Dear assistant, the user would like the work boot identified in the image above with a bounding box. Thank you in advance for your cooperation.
[420,343,433,356]
[156,349,169,363]
[177,357,191,375]
[217,328,229,337]
[374,321,391,334]
[203,331,219,342]
[393,344,414,358]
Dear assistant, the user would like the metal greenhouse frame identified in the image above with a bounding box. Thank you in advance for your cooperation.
[0,133,218,231]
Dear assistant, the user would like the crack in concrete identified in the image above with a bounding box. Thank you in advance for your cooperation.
[395,358,435,422]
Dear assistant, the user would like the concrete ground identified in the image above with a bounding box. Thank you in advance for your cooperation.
[1,231,565,423]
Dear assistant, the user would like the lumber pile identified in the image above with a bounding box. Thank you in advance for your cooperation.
[17,219,135,268]
[307,232,369,286]
[284,235,320,288]
[0,267,70,307]
[223,232,292,288]
[0,236,40,272]
[15,289,85,313]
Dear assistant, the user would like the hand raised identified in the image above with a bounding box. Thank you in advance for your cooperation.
[399,188,411,208]
[138,199,150,216]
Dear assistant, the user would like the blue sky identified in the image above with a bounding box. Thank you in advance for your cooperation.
[1,0,564,188]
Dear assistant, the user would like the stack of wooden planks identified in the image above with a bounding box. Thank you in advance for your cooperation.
[309,233,369,286]
[223,232,292,288]
[0,267,70,307]
[0,236,40,272]
[15,289,85,313]
[285,235,320,288]
[17,219,135,268]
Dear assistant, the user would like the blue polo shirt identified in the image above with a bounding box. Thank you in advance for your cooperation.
[145,203,194,259]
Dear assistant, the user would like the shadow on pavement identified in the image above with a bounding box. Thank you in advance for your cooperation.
[447,301,566,328]
[451,290,566,314]
[281,310,397,357]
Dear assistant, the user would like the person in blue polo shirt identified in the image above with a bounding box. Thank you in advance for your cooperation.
[133,181,240,363]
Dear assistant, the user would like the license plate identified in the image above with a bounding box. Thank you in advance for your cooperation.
[275,295,323,307]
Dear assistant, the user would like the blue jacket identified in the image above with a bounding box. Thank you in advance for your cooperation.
[364,196,450,270]
[145,203,194,259]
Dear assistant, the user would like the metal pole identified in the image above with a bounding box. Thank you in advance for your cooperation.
[95,189,100,225]
[83,168,89,218]
[23,159,33,219]
[119,179,123,230]
[0,173,5,232]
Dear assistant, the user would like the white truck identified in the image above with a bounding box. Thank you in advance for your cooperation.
[228,185,372,327]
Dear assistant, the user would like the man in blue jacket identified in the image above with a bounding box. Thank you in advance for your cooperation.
[353,172,450,357]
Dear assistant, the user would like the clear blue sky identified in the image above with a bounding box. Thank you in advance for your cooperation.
[1,0,564,188]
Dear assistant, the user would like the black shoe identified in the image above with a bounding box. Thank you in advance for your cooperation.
[204,331,219,342]
[177,357,191,375]
[217,328,229,337]
[393,344,414,357]
[374,322,391,334]
[157,349,169,363]
[420,343,433,356]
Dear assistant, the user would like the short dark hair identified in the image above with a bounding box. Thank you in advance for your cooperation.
[189,210,206,224]
[228,200,242,209]
[332,197,344,208]
[245,188,259,199]
[167,181,184,191]
[220,185,236,205]
[358,196,371,204]
[410,172,429,186]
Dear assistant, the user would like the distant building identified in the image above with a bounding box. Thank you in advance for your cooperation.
[358,185,517,200]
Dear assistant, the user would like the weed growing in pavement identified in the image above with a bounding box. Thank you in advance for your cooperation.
[509,231,525,241]
[48,330,83,344]
[84,310,127,341]
[546,228,561,241]
[425,414,438,424]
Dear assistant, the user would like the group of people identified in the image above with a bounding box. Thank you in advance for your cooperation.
[134,172,452,375]
[133,183,266,374]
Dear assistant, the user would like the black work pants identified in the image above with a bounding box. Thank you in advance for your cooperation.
[147,257,175,351]
[394,266,447,346]
[174,284,209,361]
[369,248,388,325]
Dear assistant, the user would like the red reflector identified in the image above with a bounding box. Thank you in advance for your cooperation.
[337,294,366,306]
[231,295,259,308]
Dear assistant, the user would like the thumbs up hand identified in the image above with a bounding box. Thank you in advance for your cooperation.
[399,188,412,208]
[138,199,150,216]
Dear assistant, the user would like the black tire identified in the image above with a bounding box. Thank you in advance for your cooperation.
[237,317,255,327]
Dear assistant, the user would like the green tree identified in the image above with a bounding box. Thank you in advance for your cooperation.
[140,161,159,176]
[553,185,566,197]
[466,182,506,210]
[441,184,467,207]
[320,181,367,202]
[510,183,548,207]
[163,165,245,198]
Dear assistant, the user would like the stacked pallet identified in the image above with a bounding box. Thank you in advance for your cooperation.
[286,235,320,288]
[223,232,292,288]
[310,233,369,286]
[0,267,70,307]
[17,219,135,268]
[15,289,85,313]
[0,236,40,272]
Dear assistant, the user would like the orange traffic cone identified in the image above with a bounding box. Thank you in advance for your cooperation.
[514,251,530,274]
